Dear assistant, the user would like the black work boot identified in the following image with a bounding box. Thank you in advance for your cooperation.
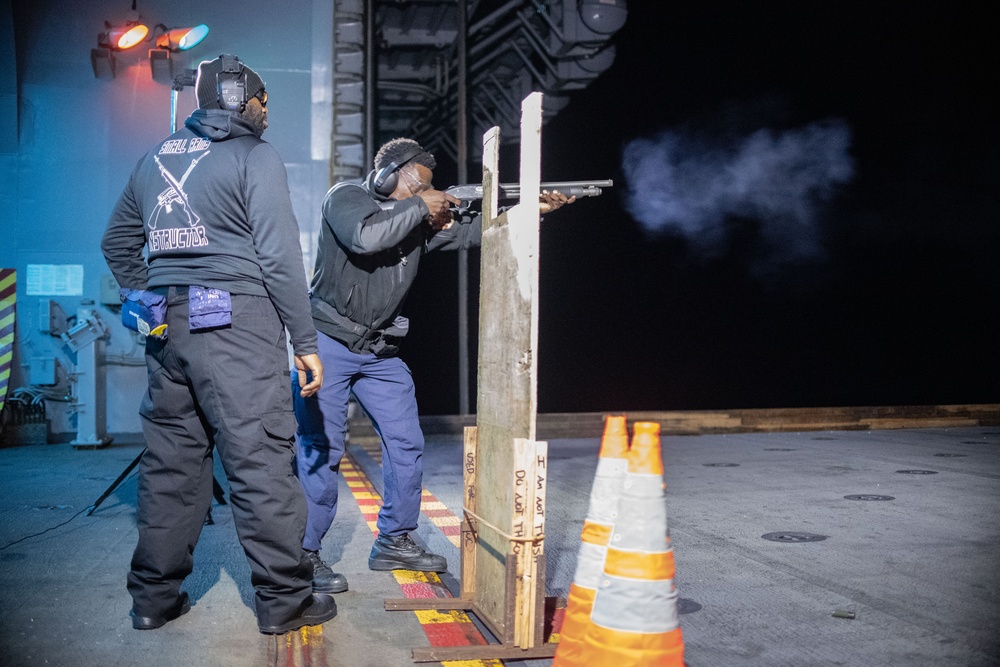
[368,533,447,573]
[258,594,337,635]
[131,592,191,630]
[305,550,348,594]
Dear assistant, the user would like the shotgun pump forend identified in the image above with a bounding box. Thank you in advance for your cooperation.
[444,179,613,202]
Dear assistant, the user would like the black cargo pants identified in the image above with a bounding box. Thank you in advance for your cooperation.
[128,288,311,629]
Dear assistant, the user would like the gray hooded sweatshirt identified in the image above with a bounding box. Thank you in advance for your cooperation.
[102,109,317,355]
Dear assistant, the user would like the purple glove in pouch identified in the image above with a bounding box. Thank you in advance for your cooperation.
[120,288,168,338]
[188,286,232,331]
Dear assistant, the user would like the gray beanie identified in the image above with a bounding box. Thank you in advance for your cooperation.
[195,54,265,111]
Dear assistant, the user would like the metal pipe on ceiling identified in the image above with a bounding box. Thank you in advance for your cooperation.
[457,0,470,415]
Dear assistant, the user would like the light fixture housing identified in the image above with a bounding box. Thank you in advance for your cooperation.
[578,0,628,34]
[155,24,209,52]
[92,9,208,81]
[148,48,173,82]
[92,18,147,79]
[91,48,117,79]
[98,20,149,51]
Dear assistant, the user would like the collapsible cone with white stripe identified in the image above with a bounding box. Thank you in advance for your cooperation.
[582,421,685,666]
[552,415,630,666]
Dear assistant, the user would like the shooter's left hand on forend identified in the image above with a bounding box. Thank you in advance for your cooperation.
[539,189,576,213]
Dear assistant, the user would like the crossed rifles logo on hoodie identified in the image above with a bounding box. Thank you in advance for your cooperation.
[147,147,212,253]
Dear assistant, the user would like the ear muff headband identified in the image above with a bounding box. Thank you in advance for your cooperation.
[372,146,423,197]
[217,55,247,113]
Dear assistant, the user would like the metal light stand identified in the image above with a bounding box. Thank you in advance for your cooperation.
[87,446,228,516]
[171,69,196,132]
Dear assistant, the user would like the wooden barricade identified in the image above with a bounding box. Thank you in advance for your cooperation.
[383,92,559,662]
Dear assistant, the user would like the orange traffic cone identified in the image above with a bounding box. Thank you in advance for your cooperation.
[552,415,630,666]
[581,421,685,666]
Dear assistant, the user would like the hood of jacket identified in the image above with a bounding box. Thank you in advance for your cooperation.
[185,109,261,140]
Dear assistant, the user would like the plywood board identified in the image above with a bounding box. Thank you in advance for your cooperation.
[473,93,544,639]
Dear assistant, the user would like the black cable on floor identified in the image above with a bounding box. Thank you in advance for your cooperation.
[0,505,92,550]
[0,471,139,551]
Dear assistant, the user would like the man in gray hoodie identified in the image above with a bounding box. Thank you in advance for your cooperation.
[102,54,334,635]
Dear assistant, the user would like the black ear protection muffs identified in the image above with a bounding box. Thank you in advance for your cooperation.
[217,55,247,113]
[371,146,423,197]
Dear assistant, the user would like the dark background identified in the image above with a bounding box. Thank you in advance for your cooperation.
[403,1,998,415]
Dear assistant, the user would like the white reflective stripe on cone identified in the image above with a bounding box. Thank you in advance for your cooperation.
[591,575,681,634]
[614,477,669,555]
[572,539,609,590]
[589,457,629,522]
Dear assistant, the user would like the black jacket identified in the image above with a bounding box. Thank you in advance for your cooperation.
[309,171,481,355]
[102,109,317,355]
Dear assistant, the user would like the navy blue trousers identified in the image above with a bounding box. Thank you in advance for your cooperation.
[131,290,311,629]
[292,331,425,551]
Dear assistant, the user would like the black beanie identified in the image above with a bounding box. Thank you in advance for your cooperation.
[195,54,265,110]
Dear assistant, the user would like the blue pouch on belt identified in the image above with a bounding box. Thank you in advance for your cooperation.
[189,286,232,331]
[120,288,168,339]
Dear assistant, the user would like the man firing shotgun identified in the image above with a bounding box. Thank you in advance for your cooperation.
[290,139,609,588]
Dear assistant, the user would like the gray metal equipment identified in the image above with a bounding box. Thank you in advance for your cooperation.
[61,306,112,449]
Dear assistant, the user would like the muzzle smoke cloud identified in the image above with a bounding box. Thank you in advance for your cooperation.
[622,120,854,264]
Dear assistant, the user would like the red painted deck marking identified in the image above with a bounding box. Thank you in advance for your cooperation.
[341,453,502,666]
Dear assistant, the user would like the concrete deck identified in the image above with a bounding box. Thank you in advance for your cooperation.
[1,424,998,666]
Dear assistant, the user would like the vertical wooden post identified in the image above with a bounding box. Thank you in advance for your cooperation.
[482,126,500,228]
[461,426,478,599]
[530,441,548,646]
[511,437,534,646]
